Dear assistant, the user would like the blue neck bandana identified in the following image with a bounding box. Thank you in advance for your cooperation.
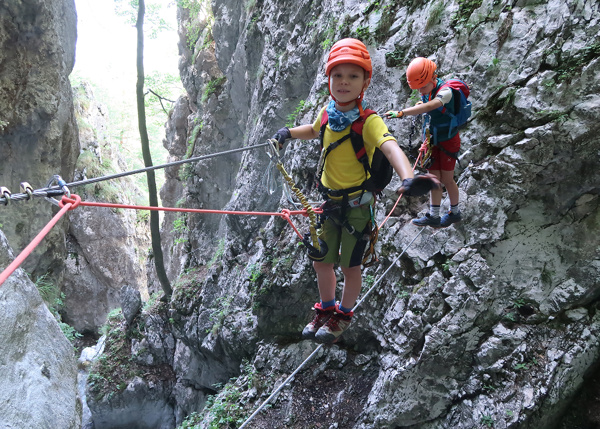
[326,100,366,132]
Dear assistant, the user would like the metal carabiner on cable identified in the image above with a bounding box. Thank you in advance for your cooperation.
[44,175,71,206]
[0,187,11,206]
[265,138,281,162]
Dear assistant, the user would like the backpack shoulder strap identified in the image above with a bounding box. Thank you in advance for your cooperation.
[433,82,454,115]
[350,109,377,162]
[319,110,329,150]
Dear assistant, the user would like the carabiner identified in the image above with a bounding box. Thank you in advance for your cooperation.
[45,175,71,206]
[265,138,281,162]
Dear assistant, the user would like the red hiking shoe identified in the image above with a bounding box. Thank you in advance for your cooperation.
[302,302,336,339]
[315,304,353,344]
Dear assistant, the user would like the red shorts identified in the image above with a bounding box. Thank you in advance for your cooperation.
[429,133,461,171]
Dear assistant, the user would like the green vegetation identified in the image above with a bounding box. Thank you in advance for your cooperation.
[171,267,204,313]
[426,1,445,30]
[397,290,411,299]
[178,411,203,428]
[144,71,184,120]
[76,150,124,203]
[481,414,495,427]
[319,16,339,50]
[186,121,203,158]
[207,238,226,269]
[450,0,484,30]
[247,263,262,283]
[207,295,234,334]
[201,361,257,428]
[33,273,82,343]
[354,26,373,45]
[545,40,600,83]
[142,291,162,312]
[178,0,214,51]
[172,216,190,245]
[540,262,554,285]
[513,298,526,309]
[373,2,403,42]
[364,274,376,288]
[385,44,407,68]
[202,76,227,103]
[88,309,140,400]
[286,99,313,127]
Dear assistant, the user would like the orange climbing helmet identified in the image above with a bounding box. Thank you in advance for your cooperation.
[406,57,437,89]
[325,38,372,78]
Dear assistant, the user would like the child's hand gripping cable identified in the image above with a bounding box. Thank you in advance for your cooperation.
[398,173,442,196]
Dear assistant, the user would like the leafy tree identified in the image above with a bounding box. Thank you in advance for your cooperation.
[135,0,172,296]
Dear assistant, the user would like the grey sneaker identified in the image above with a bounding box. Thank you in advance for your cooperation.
[315,305,353,344]
[440,211,462,228]
[302,302,335,339]
[411,213,441,228]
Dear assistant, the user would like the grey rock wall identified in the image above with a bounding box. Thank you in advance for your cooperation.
[64,82,151,333]
[0,0,79,282]
[86,0,600,428]
[0,231,81,428]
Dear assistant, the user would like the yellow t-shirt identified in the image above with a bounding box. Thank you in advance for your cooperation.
[312,106,396,192]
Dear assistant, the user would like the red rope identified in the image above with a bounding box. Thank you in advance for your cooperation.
[0,193,324,287]
[0,147,427,288]
[58,195,322,241]
[0,194,81,287]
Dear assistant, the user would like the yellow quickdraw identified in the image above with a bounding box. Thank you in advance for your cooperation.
[267,140,321,251]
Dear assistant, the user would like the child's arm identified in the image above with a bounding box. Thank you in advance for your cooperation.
[379,139,414,180]
[271,124,319,149]
[289,124,319,140]
[384,98,443,119]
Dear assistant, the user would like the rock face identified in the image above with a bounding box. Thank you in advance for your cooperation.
[0,231,81,428]
[87,0,600,428]
[64,82,151,333]
[0,0,79,282]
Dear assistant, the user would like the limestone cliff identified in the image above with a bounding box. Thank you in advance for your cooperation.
[87,0,600,428]
[65,82,152,333]
[0,0,79,283]
[0,0,81,426]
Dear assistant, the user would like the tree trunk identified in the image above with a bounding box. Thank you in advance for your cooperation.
[136,0,172,297]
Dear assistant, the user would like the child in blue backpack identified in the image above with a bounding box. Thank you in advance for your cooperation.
[385,57,463,228]
[271,40,440,343]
